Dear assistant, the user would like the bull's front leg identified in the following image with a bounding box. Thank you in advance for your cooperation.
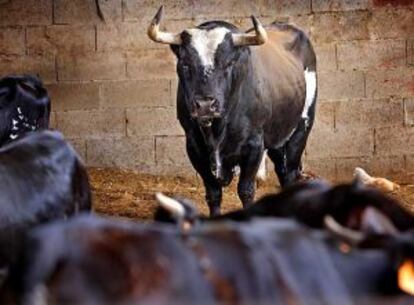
[186,137,222,216]
[238,140,264,208]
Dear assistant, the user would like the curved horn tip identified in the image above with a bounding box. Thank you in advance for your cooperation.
[251,15,267,44]
[251,15,260,27]
[324,215,364,244]
[153,5,164,24]
[155,192,185,218]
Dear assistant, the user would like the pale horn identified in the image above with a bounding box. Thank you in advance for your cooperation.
[155,192,185,219]
[232,15,268,46]
[147,6,182,45]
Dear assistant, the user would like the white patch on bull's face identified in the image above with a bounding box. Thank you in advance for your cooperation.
[9,134,18,140]
[302,68,317,123]
[185,28,230,68]
[17,107,22,114]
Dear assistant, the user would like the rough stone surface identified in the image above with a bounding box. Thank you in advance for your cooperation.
[314,43,337,71]
[335,99,404,130]
[27,25,96,56]
[307,127,374,158]
[0,55,56,83]
[54,0,122,24]
[56,109,125,139]
[0,27,25,55]
[366,68,414,99]
[101,80,171,108]
[318,71,365,100]
[337,40,407,70]
[127,49,177,80]
[369,8,414,40]
[312,11,371,43]
[87,137,155,170]
[376,126,414,155]
[155,136,189,166]
[47,82,100,111]
[0,0,52,26]
[312,0,370,12]
[405,98,414,126]
[126,108,183,137]
[57,53,126,81]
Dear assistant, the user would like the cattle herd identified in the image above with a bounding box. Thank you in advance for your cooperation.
[0,6,413,305]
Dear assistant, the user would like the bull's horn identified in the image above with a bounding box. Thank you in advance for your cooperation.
[155,192,185,219]
[324,215,365,245]
[232,16,268,46]
[147,6,182,45]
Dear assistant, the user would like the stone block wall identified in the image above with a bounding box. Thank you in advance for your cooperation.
[0,0,413,182]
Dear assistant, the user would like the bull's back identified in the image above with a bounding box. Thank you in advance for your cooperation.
[251,24,316,148]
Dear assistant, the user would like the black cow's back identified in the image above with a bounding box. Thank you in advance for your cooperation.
[0,131,91,270]
[7,216,412,305]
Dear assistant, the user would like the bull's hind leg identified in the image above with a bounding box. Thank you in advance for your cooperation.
[269,108,316,187]
[270,66,317,187]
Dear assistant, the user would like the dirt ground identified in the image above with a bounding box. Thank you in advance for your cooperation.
[89,167,414,220]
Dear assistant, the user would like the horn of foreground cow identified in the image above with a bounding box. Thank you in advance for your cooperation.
[147,6,268,47]
[324,215,365,245]
[155,192,185,219]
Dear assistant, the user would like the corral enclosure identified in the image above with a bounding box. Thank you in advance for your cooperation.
[0,0,413,186]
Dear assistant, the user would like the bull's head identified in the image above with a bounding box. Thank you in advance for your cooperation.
[0,75,50,146]
[148,6,267,126]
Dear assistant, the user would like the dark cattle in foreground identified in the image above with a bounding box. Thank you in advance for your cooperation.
[0,75,50,146]
[148,6,317,215]
[155,180,414,236]
[0,131,91,277]
[3,215,414,305]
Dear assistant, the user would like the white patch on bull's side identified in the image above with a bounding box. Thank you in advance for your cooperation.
[17,107,22,114]
[302,68,317,123]
[256,151,267,182]
[185,28,230,68]
[9,134,18,140]
[12,119,18,126]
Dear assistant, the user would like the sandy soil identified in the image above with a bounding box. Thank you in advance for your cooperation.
[89,167,414,220]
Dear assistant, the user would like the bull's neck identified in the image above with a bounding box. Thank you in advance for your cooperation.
[199,119,226,151]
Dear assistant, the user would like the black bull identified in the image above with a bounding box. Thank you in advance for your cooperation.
[2,215,413,305]
[0,75,50,146]
[148,7,318,215]
[0,131,91,276]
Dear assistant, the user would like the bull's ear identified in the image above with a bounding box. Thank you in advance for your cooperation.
[361,207,399,235]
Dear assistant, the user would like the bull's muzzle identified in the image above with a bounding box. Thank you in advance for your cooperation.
[191,98,221,122]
